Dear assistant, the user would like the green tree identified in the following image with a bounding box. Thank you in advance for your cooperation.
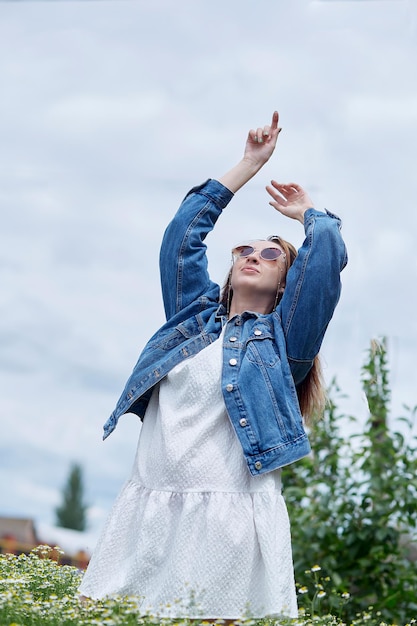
[284,337,417,623]
[55,463,88,531]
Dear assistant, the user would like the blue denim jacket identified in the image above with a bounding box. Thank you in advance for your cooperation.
[103,179,347,475]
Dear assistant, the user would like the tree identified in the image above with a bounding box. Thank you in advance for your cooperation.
[55,463,88,532]
[284,337,417,623]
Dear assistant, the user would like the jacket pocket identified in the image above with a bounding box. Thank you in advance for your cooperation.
[245,336,280,368]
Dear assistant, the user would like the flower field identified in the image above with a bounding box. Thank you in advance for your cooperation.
[1,547,414,626]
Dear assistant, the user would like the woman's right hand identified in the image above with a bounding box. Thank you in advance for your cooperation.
[242,110,281,169]
[218,111,281,193]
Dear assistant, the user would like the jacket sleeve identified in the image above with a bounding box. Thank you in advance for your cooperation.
[160,179,234,321]
[278,208,348,385]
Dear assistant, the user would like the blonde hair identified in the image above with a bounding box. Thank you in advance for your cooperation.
[220,236,326,425]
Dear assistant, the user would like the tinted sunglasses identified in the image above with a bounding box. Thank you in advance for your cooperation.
[232,245,285,261]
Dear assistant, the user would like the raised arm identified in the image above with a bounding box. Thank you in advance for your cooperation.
[160,180,233,321]
[266,181,348,384]
[160,111,283,322]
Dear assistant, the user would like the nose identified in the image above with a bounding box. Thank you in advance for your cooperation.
[245,251,260,263]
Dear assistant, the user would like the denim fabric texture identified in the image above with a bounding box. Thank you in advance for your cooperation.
[103,179,348,475]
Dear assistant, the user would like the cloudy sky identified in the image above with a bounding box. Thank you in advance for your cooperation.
[1,0,416,550]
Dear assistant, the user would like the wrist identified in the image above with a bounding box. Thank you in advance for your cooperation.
[298,206,314,224]
[240,155,265,176]
[218,158,263,194]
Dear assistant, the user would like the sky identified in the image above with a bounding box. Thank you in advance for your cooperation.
[1,0,416,553]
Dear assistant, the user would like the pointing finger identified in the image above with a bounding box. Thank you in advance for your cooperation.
[270,111,279,130]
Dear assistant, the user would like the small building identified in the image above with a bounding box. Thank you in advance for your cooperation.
[0,516,93,568]
[0,516,39,553]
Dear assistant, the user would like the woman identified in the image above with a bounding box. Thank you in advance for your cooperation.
[79,111,347,619]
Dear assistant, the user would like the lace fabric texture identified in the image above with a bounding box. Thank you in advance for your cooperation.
[79,334,298,619]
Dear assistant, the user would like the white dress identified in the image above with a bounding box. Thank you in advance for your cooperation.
[79,332,298,619]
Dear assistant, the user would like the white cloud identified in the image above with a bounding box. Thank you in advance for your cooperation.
[47,92,168,135]
[346,95,417,128]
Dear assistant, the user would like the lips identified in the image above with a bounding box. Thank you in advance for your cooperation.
[241,266,259,273]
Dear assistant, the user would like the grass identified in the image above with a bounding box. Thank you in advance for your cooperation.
[0,547,415,626]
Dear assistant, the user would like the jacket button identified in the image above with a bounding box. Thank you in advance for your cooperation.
[229,358,237,366]
[255,461,262,470]
[229,336,237,342]
[239,418,247,427]
[254,329,262,336]
[226,384,233,392]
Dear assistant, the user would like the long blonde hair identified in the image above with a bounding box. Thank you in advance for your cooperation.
[220,236,326,425]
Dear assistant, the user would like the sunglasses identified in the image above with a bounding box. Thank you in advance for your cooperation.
[232,245,286,261]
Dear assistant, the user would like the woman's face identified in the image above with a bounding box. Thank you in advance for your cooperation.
[230,240,287,302]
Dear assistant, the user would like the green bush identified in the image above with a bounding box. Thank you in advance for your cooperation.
[285,338,417,624]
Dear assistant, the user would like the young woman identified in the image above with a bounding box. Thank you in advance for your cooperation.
[79,111,347,619]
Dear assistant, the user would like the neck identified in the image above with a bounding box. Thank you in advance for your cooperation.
[229,293,274,317]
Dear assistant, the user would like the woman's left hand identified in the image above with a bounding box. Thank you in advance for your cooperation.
[266,181,314,224]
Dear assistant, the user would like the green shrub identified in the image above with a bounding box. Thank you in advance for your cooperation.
[285,338,417,624]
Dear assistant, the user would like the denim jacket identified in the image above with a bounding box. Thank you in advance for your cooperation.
[103,179,347,475]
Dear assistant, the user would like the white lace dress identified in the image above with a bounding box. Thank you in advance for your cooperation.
[79,332,298,619]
